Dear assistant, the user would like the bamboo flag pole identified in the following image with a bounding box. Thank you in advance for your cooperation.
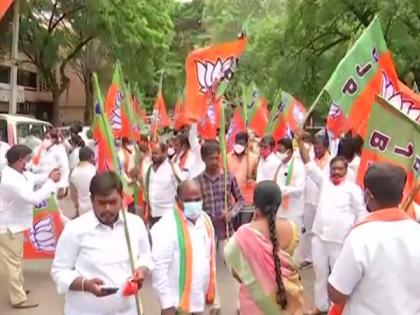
[121,208,144,315]
[301,88,325,127]
[219,99,230,239]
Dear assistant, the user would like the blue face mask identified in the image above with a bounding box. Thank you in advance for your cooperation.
[183,201,203,220]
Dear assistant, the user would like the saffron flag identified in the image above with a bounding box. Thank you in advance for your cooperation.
[326,103,351,138]
[151,90,170,135]
[266,90,306,141]
[198,97,222,139]
[24,196,63,259]
[226,107,246,152]
[0,0,13,21]
[242,83,269,137]
[93,73,120,173]
[315,16,399,138]
[121,80,147,139]
[133,85,148,126]
[357,96,419,205]
[184,34,248,121]
[173,97,190,130]
[104,63,127,138]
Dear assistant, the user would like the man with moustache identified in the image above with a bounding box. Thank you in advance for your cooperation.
[51,171,152,315]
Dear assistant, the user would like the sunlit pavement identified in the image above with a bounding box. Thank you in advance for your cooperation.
[0,198,315,314]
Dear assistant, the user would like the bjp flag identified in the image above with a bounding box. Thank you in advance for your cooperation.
[0,0,14,21]
[184,34,248,121]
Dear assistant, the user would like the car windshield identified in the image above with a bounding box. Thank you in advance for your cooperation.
[16,122,50,146]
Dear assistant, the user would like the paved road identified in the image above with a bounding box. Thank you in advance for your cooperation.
[0,198,315,314]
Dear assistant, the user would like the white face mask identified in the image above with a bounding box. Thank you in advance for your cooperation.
[278,151,289,161]
[167,147,175,156]
[234,144,246,155]
[183,201,203,220]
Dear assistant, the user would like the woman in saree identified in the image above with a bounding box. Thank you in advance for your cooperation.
[224,180,304,315]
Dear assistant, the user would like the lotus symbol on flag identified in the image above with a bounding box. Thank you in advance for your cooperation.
[328,103,341,118]
[35,199,48,209]
[381,71,420,122]
[152,108,161,123]
[293,104,305,123]
[28,215,57,252]
[196,57,236,94]
[111,91,123,130]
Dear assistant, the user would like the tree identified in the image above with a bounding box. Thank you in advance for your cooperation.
[17,0,174,124]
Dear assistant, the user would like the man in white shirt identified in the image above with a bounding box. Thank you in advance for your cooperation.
[0,139,10,177]
[0,145,60,309]
[144,142,184,226]
[337,136,361,183]
[70,146,97,217]
[298,132,331,267]
[297,133,366,315]
[328,163,420,315]
[274,138,305,227]
[29,129,70,199]
[51,171,152,315]
[256,135,280,183]
[151,179,215,315]
[172,124,205,180]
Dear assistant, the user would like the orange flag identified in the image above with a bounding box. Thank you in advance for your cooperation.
[197,97,222,139]
[326,103,351,138]
[184,35,248,121]
[248,96,269,137]
[151,91,170,135]
[173,98,190,130]
[0,0,13,21]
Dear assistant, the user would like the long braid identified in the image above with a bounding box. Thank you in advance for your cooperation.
[267,209,288,310]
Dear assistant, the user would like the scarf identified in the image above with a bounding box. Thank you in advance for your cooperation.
[173,205,216,313]
[329,208,410,315]
[274,157,295,210]
[32,144,45,166]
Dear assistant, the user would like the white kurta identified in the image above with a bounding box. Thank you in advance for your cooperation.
[51,211,152,315]
[70,163,97,215]
[329,219,420,315]
[151,211,213,313]
[29,143,70,189]
[256,153,280,183]
[0,165,56,233]
[274,157,306,227]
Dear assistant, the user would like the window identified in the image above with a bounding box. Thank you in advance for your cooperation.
[0,119,7,142]
[17,69,37,89]
[0,65,10,84]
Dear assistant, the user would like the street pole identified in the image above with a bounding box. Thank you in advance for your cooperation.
[9,0,20,114]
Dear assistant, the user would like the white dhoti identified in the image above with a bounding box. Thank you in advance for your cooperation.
[296,202,317,263]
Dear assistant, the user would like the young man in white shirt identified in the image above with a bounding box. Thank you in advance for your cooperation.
[328,163,420,315]
[172,124,205,180]
[70,146,97,217]
[144,142,184,226]
[0,145,60,309]
[151,179,216,315]
[298,132,331,267]
[296,132,366,315]
[274,138,305,227]
[256,135,280,183]
[51,171,152,315]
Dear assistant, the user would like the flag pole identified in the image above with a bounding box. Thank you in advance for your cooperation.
[121,208,144,315]
[302,88,324,127]
[8,0,20,114]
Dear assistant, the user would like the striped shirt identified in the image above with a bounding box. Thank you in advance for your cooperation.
[196,171,244,240]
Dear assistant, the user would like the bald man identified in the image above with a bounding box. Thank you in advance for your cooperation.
[151,180,216,315]
[328,163,420,315]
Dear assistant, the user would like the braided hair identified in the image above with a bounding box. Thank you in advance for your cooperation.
[254,181,288,309]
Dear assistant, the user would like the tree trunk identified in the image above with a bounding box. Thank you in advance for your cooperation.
[51,90,61,126]
[83,71,93,124]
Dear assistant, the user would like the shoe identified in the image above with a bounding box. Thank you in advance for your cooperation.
[12,300,39,309]
[25,290,31,295]
[209,307,221,315]
[304,307,328,315]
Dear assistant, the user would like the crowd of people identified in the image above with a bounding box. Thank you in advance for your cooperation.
[0,121,419,315]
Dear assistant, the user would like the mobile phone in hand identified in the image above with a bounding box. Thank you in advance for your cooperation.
[100,286,119,295]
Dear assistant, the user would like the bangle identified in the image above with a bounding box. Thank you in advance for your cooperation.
[81,278,86,293]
